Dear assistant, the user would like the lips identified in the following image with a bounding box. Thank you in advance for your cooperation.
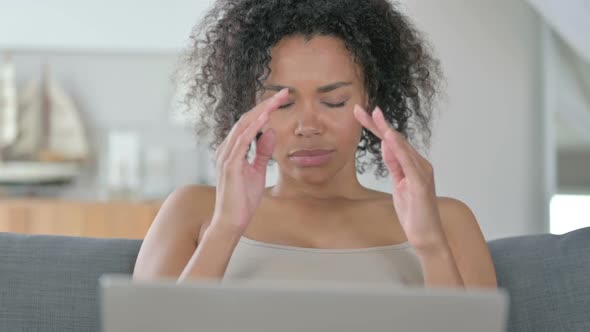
[289,149,335,157]
[288,149,335,167]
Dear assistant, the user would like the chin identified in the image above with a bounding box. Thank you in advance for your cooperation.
[295,173,330,185]
[287,165,339,185]
[275,154,348,185]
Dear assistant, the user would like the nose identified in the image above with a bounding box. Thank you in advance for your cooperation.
[294,104,323,137]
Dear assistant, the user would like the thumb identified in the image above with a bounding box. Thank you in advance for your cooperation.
[252,128,276,172]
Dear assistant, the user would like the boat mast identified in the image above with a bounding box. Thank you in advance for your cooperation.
[40,63,52,157]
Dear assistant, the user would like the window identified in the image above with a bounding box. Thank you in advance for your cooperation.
[550,194,590,235]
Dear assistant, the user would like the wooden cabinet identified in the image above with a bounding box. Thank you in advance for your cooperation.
[0,199,161,239]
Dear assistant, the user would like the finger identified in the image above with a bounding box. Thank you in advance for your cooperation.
[215,139,231,171]
[353,105,383,140]
[226,111,270,168]
[217,88,289,165]
[252,128,276,172]
[371,106,395,139]
[370,106,425,163]
[357,105,422,180]
[372,107,422,179]
[381,139,404,184]
[250,88,290,116]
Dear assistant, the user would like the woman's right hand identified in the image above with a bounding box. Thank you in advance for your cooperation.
[210,88,290,235]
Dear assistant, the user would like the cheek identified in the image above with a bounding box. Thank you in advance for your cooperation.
[267,110,291,127]
[329,111,363,139]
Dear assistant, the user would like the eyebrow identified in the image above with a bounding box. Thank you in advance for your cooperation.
[264,81,353,94]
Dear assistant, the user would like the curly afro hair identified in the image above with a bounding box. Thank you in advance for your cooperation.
[177,0,442,178]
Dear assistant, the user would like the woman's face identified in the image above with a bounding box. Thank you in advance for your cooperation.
[258,35,367,184]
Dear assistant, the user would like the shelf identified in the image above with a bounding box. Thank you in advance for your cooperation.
[0,199,162,239]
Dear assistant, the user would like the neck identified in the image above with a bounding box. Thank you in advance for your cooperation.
[268,159,368,200]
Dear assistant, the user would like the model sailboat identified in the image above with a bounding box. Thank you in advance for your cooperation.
[0,56,89,184]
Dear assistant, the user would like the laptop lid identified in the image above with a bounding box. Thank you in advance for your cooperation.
[100,274,508,332]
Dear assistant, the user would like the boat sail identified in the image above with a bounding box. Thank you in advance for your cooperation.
[0,58,89,185]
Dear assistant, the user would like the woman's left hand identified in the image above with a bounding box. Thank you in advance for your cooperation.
[353,105,447,253]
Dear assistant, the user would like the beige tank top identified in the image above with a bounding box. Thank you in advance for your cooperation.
[223,236,424,286]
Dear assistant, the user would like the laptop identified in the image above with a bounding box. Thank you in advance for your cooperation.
[100,274,508,332]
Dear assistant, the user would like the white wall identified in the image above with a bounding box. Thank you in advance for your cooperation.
[402,0,545,239]
[0,0,211,52]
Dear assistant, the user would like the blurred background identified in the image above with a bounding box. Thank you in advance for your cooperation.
[0,0,588,240]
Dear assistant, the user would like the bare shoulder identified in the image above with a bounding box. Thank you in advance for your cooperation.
[162,185,216,228]
[148,184,216,239]
[132,185,216,280]
[436,197,479,231]
[436,196,484,249]
[436,197,497,288]
[361,191,477,225]
[350,190,495,287]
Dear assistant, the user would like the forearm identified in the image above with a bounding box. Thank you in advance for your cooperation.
[177,222,241,282]
[417,241,464,288]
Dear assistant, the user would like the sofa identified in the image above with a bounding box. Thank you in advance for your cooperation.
[1,227,589,332]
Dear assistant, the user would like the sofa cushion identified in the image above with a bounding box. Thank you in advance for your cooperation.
[488,227,590,332]
[0,233,141,332]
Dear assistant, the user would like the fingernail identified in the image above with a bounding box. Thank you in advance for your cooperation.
[272,90,286,100]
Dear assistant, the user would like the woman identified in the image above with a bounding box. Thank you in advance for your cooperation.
[133,0,497,288]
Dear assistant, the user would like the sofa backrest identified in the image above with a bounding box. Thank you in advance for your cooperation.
[488,227,590,332]
[1,227,589,332]
[0,233,141,331]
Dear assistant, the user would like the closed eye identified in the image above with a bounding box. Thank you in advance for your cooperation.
[278,100,348,109]
[323,101,347,108]
[278,102,294,109]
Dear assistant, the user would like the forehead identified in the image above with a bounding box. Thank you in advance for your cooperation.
[266,35,361,83]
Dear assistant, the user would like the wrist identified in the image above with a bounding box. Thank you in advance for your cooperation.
[414,238,452,258]
[205,217,244,244]
[412,231,451,257]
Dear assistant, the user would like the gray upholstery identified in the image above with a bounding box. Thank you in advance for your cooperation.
[0,234,141,331]
[1,227,589,331]
[488,227,590,331]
